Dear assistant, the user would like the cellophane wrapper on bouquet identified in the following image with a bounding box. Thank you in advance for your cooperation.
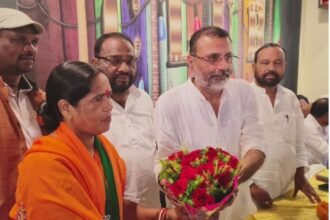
[158,146,241,220]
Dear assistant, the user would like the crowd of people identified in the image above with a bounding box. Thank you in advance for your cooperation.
[0,8,327,220]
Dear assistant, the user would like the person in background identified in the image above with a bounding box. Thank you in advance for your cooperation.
[304,97,328,166]
[250,43,321,209]
[154,26,265,220]
[91,32,161,208]
[297,94,311,118]
[10,61,189,220]
[0,8,45,219]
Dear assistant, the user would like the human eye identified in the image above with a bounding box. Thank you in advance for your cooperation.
[206,54,220,64]
[259,60,269,66]
[224,54,234,63]
[274,60,283,66]
[94,95,103,102]
[109,56,122,66]
[11,37,26,45]
[126,56,137,66]
[31,39,39,46]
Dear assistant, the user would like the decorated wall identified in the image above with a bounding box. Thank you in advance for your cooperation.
[7,0,301,101]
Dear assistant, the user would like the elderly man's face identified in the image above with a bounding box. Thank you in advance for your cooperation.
[188,35,233,94]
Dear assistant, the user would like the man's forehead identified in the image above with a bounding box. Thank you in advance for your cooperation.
[196,36,232,51]
[1,25,39,35]
[198,35,230,44]
[101,39,134,54]
[258,47,285,58]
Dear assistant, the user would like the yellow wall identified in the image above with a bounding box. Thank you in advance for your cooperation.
[298,0,328,101]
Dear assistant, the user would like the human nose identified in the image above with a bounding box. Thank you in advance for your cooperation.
[266,62,276,71]
[23,42,37,53]
[214,57,229,70]
[103,98,113,112]
[117,61,130,72]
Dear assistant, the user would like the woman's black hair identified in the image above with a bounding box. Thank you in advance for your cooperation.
[41,61,100,133]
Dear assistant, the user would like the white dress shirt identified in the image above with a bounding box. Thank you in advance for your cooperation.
[154,79,264,219]
[251,83,307,199]
[304,114,328,165]
[7,77,41,148]
[103,85,160,208]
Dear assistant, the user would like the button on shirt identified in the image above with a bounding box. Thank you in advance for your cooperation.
[103,85,160,208]
[154,79,264,219]
[304,114,328,165]
[251,83,307,199]
[6,79,42,148]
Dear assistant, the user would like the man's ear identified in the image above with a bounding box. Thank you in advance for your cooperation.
[187,55,193,68]
[58,99,72,121]
[90,57,98,65]
[187,55,195,78]
[252,63,256,72]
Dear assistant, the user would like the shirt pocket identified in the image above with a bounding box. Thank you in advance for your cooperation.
[274,112,296,144]
[130,112,155,149]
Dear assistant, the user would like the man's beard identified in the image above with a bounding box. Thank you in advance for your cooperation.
[110,74,135,93]
[254,71,282,87]
[194,69,230,93]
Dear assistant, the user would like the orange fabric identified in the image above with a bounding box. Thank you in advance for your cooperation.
[9,122,126,220]
[316,201,328,220]
[0,76,44,220]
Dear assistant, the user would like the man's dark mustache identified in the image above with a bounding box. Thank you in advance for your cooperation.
[19,52,35,60]
[19,56,34,60]
[113,72,131,79]
[264,71,278,78]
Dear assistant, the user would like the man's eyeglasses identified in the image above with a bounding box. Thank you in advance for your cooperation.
[96,55,137,67]
[191,53,239,65]
[10,36,39,47]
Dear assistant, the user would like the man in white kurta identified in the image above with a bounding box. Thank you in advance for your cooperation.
[251,83,306,199]
[155,79,263,160]
[250,42,320,209]
[92,33,160,208]
[304,98,328,166]
[155,26,265,220]
[104,85,160,207]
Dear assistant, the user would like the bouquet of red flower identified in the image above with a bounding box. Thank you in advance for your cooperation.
[158,146,241,219]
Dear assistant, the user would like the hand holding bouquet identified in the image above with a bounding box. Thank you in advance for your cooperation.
[158,146,241,219]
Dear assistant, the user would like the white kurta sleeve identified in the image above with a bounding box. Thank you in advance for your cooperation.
[239,83,265,158]
[154,97,181,160]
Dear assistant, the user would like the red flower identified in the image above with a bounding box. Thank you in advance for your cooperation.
[191,188,215,207]
[200,162,214,174]
[180,166,197,180]
[216,168,232,188]
[206,146,218,161]
[181,149,201,166]
[169,151,184,161]
[228,156,239,168]
[169,177,188,197]
[159,146,241,211]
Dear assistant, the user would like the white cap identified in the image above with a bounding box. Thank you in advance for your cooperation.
[0,8,44,34]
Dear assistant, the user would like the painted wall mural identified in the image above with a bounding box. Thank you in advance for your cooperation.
[13,0,288,101]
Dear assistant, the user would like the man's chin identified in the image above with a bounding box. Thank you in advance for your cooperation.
[111,85,131,94]
[256,78,280,87]
[263,81,279,87]
[14,69,32,75]
[209,80,227,93]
